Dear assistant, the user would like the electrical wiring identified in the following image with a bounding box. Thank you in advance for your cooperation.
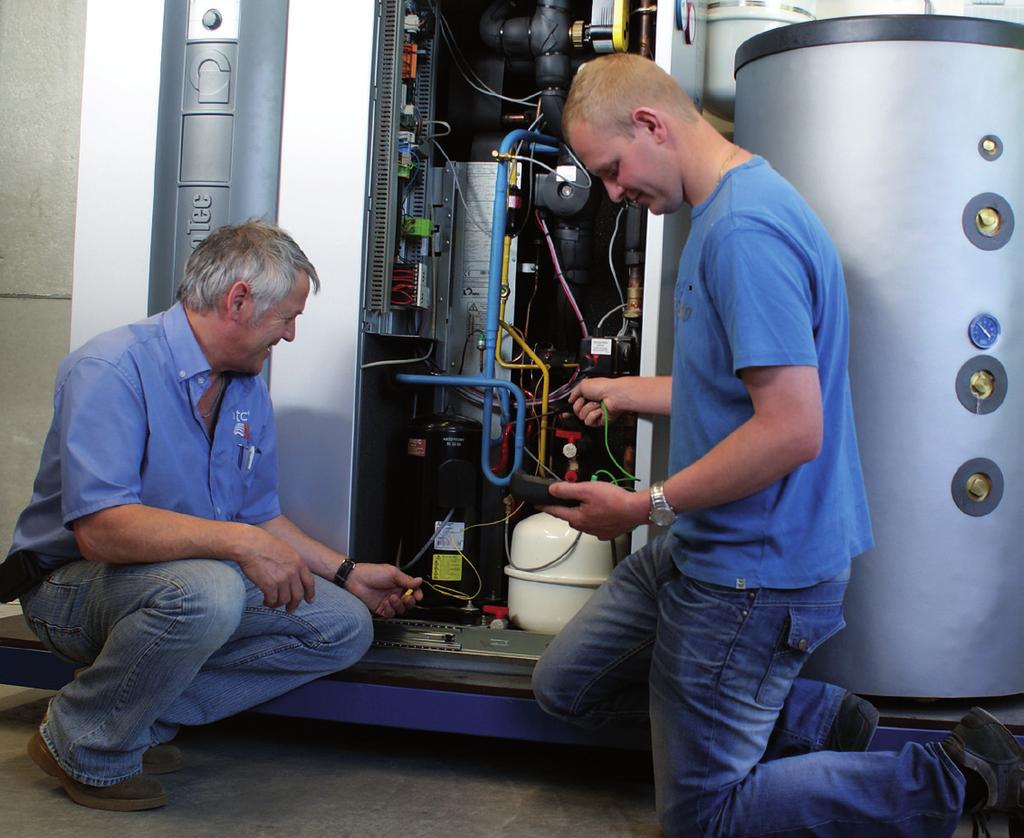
[595,303,627,337]
[524,447,560,479]
[608,204,626,306]
[361,345,434,369]
[421,118,452,138]
[400,508,455,572]
[510,154,588,187]
[463,500,524,533]
[534,211,588,339]
[602,401,638,482]
[428,136,490,235]
[430,0,542,107]
[508,530,584,574]
[424,549,483,601]
[562,142,595,189]
[591,468,635,486]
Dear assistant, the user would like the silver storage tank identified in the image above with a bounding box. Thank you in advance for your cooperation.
[734,16,1024,697]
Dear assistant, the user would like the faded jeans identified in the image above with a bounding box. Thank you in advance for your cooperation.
[20,558,372,786]
[532,533,964,836]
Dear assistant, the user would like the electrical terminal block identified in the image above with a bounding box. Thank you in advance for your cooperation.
[398,151,414,179]
[401,216,433,238]
[414,262,431,309]
[402,42,418,78]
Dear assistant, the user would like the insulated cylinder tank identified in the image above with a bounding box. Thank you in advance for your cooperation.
[734,16,1024,697]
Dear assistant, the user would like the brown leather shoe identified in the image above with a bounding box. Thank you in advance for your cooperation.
[142,743,184,775]
[27,729,166,811]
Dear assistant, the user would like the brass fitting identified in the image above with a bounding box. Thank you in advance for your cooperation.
[970,370,996,400]
[966,473,992,502]
[977,207,1001,237]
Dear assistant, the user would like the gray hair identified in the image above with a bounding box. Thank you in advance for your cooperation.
[176,219,320,318]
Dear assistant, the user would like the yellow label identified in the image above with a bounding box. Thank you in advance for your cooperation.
[431,553,463,582]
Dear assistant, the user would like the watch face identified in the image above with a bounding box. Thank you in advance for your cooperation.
[650,507,675,527]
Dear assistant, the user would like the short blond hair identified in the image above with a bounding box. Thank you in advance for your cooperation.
[563,53,697,144]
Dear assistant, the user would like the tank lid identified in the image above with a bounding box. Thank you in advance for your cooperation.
[736,14,1024,75]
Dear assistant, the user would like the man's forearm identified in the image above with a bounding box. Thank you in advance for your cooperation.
[662,412,816,514]
[616,375,673,415]
[73,503,252,565]
[257,515,345,580]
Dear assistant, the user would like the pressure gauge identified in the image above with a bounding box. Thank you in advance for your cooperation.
[968,313,1001,350]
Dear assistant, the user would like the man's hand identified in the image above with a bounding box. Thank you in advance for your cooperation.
[237,527,316,613]
[542,480,648,541]
[569,378,623,427]
[567,376,672,427]
[345,563,424,618]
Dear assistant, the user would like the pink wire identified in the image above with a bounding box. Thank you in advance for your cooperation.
[534,210,588,338]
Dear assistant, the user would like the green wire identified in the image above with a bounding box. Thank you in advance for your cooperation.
[602,401,638,482]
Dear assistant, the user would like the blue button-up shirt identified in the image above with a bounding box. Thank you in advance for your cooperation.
[9,303,280,571]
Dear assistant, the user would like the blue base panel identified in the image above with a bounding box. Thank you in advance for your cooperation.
[3,644,1021,750]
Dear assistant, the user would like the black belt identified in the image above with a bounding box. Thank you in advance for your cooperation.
[0,549,48,602]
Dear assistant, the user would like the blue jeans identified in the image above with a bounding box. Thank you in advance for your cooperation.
[20,558,372,786]
[532,533,964,836]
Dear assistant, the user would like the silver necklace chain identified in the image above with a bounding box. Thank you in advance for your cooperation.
[718,145,742,185]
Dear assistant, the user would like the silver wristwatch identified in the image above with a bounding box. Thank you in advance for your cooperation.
[648,481,676,527]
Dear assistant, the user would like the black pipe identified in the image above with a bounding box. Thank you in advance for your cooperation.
[479,0,573,138]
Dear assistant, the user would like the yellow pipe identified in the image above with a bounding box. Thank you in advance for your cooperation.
[499,319,549,470]
[495,231,550,471]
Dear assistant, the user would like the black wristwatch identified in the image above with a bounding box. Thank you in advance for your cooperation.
[333,558,356,588]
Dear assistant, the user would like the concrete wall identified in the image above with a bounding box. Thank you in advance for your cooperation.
[0,1,86,553]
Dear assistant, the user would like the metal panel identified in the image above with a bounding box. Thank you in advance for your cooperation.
[148,0,288,314]
[271,0,377,552]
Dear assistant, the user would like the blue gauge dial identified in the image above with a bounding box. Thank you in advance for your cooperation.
[969,313,1001,350]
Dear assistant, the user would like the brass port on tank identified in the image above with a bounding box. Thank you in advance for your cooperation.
[966,473,992,503]
[977,207,1001,237]
[970,370,996,400]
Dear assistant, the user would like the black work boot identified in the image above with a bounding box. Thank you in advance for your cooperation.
[941,707,1024,838]
[825,692,880,752]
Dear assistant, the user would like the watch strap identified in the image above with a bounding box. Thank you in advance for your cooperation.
[649,481,676,525]
[333,557,356,588]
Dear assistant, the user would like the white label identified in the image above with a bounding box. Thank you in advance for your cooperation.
[590,338,613,356]
[434,520,465,551]
[556,164,578,184]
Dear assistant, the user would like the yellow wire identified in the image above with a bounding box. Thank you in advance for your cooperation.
[463,501,524,533]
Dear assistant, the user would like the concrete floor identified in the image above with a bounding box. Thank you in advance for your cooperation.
[0,684,659,838]
[0,683,1004,838]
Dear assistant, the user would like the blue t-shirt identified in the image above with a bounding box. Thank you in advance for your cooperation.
[669,156,872,589]
[9,303,281,571]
